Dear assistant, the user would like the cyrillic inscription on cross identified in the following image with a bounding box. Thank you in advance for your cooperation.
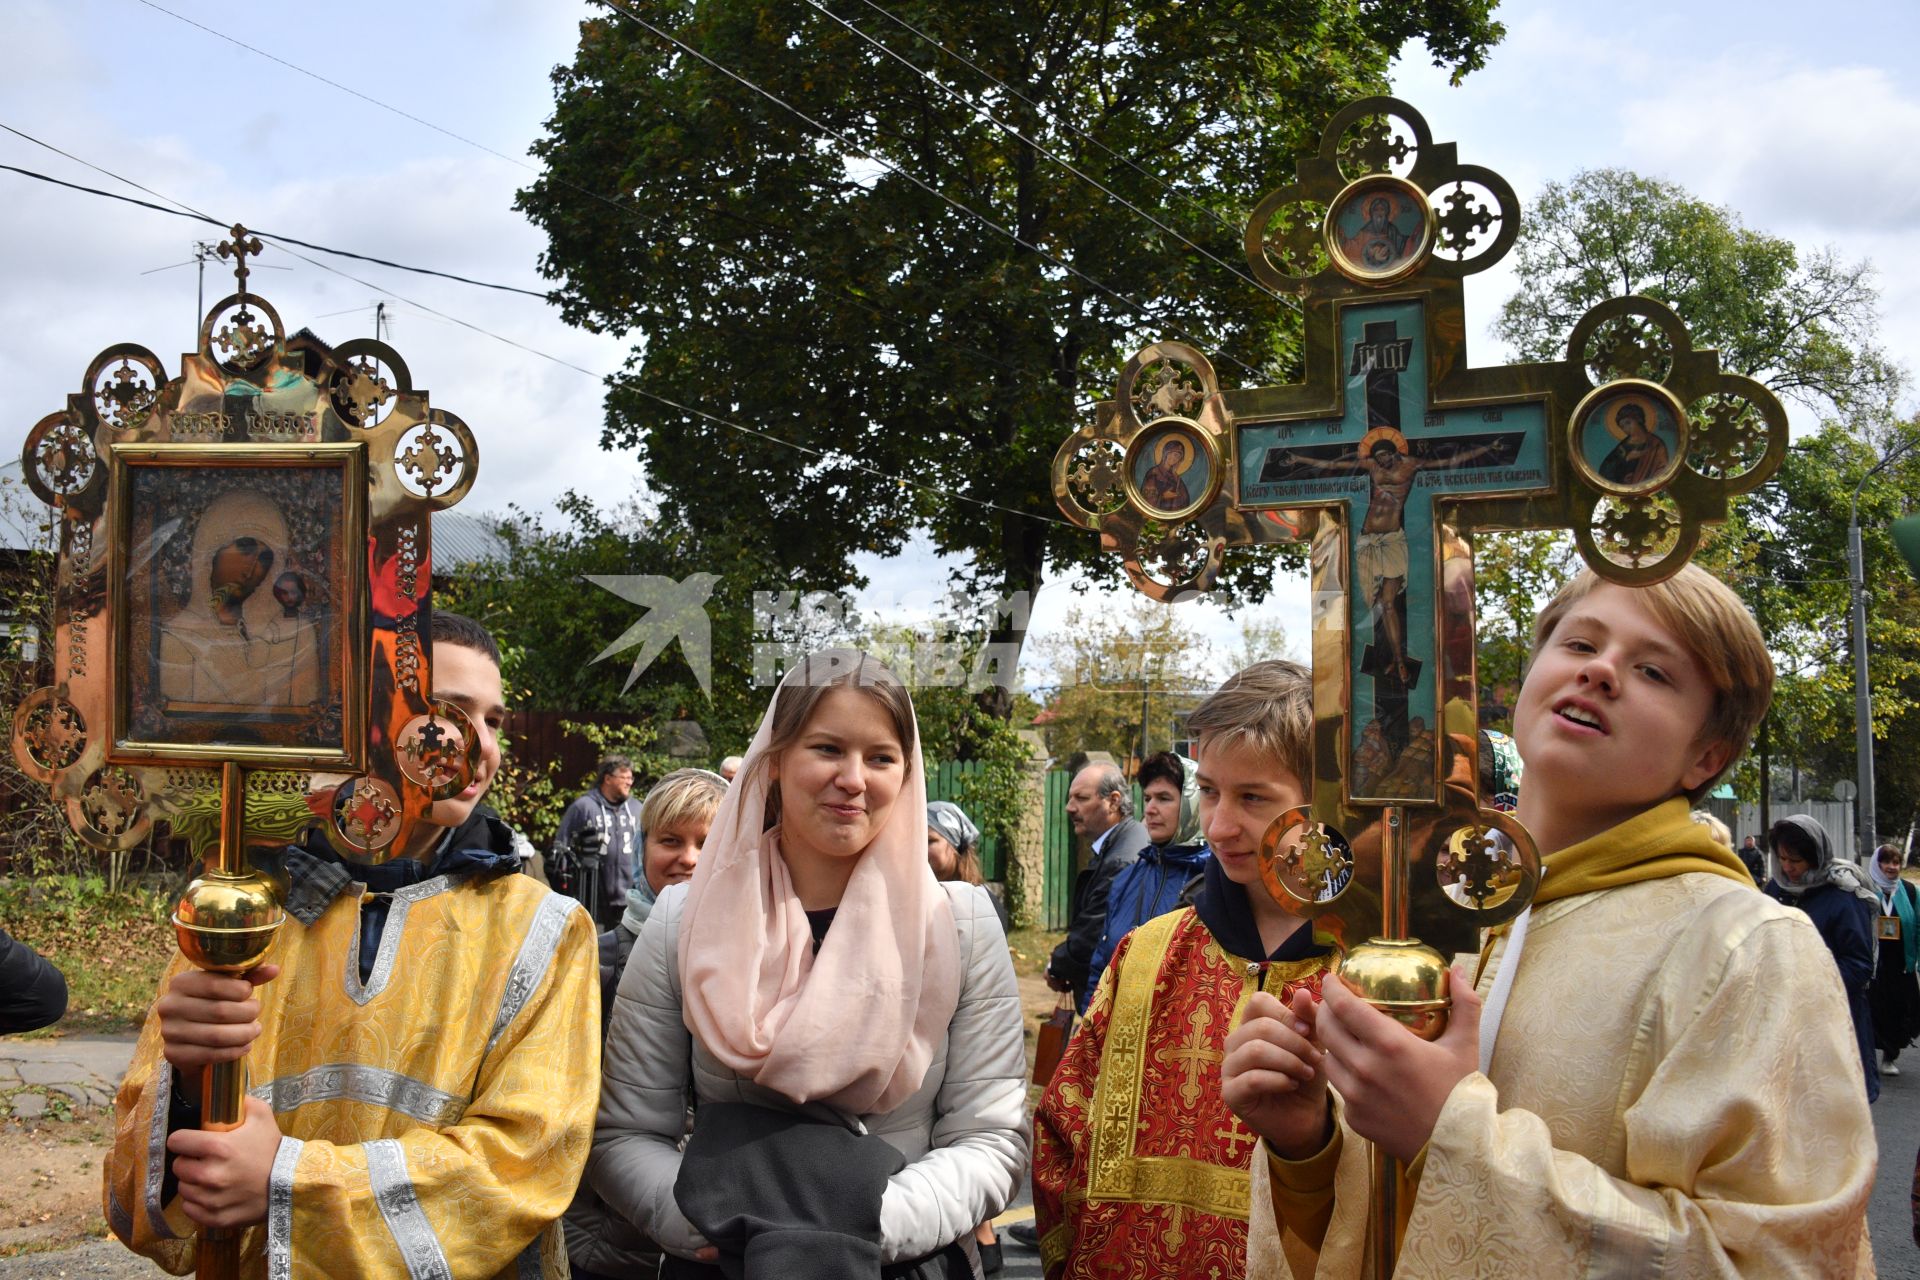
[1239,298,1549,801]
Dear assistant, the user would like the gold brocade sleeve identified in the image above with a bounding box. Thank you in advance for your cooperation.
[1398,914,1876,1278]
[1031,930,1129,1280]
[280,904,600,1280]
[1247,1106,1373,1280]
[1262,1115,1341,1269]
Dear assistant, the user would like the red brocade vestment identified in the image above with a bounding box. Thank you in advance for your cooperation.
[1033,907,1329,1280]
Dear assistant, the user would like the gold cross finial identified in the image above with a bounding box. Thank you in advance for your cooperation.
[217,224,265,296]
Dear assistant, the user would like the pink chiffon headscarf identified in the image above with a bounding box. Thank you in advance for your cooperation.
[677,650,961,1115]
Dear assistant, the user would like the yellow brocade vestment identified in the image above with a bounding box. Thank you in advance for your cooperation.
[1035,908,1330,1280]
[105,868,600,1279]
[1250,805,1877,1279]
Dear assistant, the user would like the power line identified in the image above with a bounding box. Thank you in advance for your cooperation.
[598,0,1282,387]
[121,0,1102,415]
[129,0,535,179]
[0,128,549,299]
[842,0,1248,243]
[805,0,1280,305]
[0,125,1075,532]
[243,236,1081,529]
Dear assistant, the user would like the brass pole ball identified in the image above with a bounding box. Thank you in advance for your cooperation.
[1337,937,1452,1041]
[173,870,284,972]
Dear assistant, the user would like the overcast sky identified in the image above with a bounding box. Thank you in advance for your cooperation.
[2,0,1914,691]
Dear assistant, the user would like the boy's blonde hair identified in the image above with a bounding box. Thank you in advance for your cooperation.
[640,768,727,840]
[1529,564,1772,802]
[1185,659,1313,788]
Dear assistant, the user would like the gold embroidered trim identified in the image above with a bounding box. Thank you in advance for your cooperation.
[1083,912,1321,1220]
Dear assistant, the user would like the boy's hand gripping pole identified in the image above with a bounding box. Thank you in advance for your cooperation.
[172,762,284,1280]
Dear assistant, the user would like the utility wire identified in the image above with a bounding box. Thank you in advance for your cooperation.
[130,0,535,178]
[260,237,1080,528]
[122,0,1102,415]
[0,129,549,299]
[599,0,1281,387]
[845,0,1247,241]
[3,125,1098,416]
[0,126,1075,531]
[806,0,1280,304]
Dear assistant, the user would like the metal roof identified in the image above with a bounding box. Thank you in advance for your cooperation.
[432,509,511,572]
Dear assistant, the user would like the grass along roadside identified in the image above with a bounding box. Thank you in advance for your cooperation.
[0,877,172,1037]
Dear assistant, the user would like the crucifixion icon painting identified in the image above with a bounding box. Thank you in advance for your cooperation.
[1240,301,1549,801]
[1052,95,1792,1277]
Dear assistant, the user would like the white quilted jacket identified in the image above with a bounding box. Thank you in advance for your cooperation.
[589,880,1031,1263]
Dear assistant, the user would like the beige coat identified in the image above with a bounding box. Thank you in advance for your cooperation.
[1251,872,1877,1278]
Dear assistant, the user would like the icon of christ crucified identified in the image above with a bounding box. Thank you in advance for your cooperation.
[1278,431,1503,689]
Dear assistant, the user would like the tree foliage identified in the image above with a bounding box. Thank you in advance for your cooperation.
[1030,597,1212,763]
[1734,421,1920,839]
[441,493,781,750]
[1497,168,1901,420]
[0,474,90,877]
[519,0,1504,658]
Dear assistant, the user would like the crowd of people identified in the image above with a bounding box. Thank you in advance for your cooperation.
[54,561,1916,1276]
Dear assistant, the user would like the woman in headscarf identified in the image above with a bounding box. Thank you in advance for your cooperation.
[591,650,1028,1278]
[568,767,726,1280]
[1765,814,1881,1101]
[923,798,1009,1275]
[927,800,1008,928]
[1084,750,1210,999]
[1868,842,1920,1079]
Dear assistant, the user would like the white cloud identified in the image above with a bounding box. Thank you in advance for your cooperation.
[1619,61,1920,235]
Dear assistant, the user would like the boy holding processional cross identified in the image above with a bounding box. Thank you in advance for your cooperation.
[104,613,600,1279]
[1033,660,1334,1279]
[1226,565,1877,1277]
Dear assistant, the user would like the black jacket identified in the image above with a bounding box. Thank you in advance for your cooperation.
[1766,877,1880,1103]
[0,927,66,1034]
[1049,817,1146,1013]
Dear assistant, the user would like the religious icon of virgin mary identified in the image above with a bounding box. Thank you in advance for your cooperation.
[156,489,322,715]
[1140,436,1195,512]
[1597,400,1672,487]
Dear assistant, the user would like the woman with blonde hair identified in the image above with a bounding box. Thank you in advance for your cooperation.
[592,650,1027,1277]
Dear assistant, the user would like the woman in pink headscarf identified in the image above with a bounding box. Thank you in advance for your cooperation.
[590,650,1028,1278]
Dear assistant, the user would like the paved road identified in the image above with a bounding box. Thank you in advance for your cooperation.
[1873,1064,1920,1277]
[0,1034,134,1120]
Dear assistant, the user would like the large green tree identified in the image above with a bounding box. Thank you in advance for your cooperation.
[1029,596,1213,763]
[519,0,1504,667]
[1497,169,1900,416]
[1763,423,1920,845]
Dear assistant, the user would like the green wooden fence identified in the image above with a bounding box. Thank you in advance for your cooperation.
[1042,769,1073,930]
[933,763,1147,933]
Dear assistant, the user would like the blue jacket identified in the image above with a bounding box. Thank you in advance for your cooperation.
[1085,841,1212,1006]
[1766,877,1880,1103]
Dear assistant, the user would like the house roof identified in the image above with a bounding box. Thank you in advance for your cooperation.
[432,509,510,572]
